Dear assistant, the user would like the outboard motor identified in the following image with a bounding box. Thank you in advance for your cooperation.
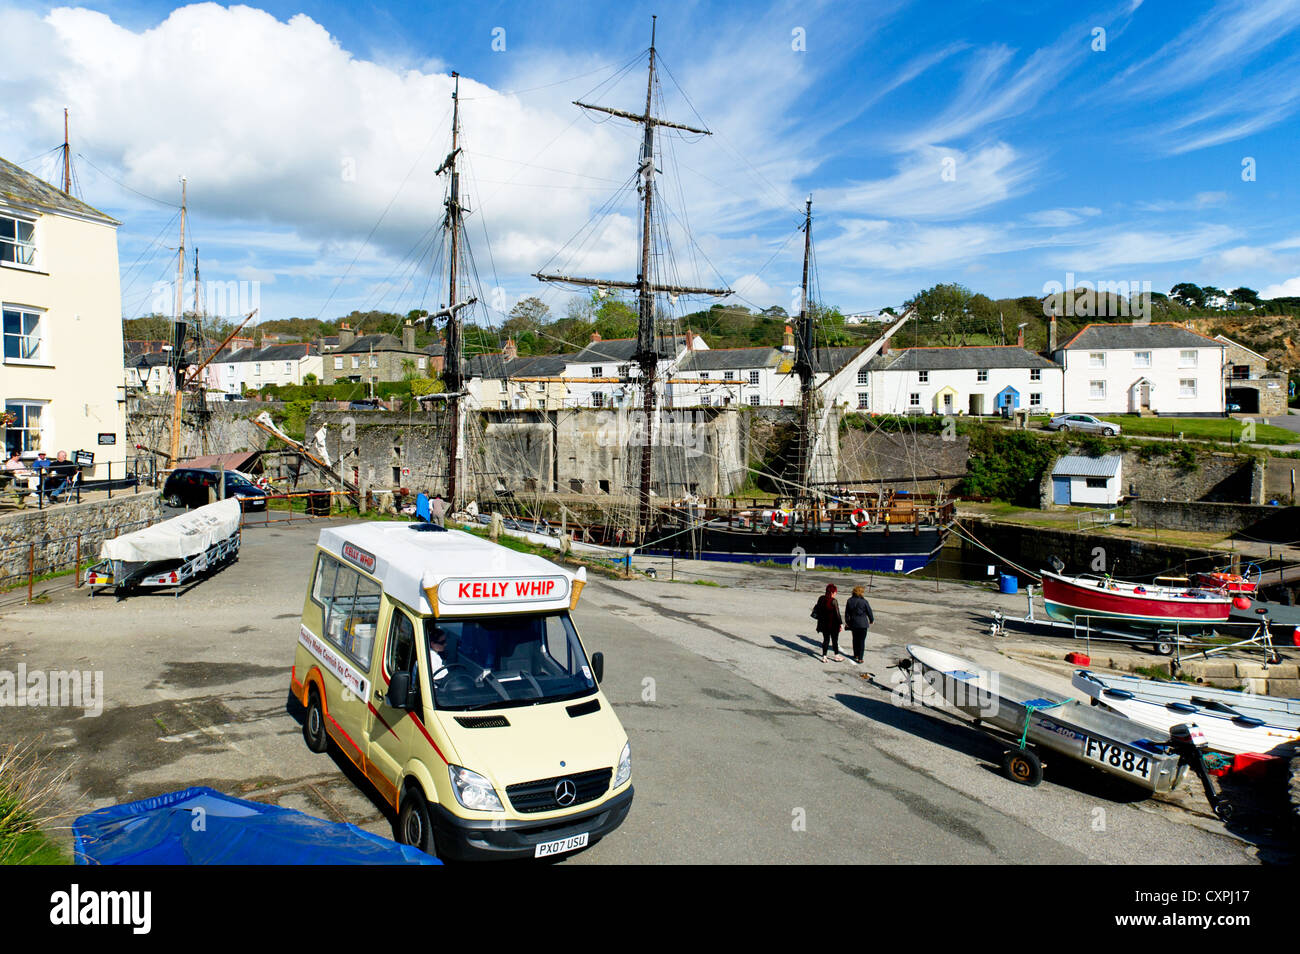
[1169,723,1231,821]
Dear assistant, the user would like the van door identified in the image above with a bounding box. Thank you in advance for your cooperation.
[365,604,420,806]
[310,554,381,773]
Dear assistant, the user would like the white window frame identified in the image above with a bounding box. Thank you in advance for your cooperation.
[1089,352,1106,368]
[1089,380,1106,400]
[909,392,921,407]
[976,369,988,382]
[748,370,760,385]
[1179,350,1197,367]
[1030,368,1041,381]
[857,368,869,385]
[418,357,427,370]
[723,370,735,381]
[3,305,45,364]
[918,370,929,384]
[699,372,709,380]
[857,391,869,409]
[351,355,360,369]
[1030,392,1042,406]
[333,357,343,370]
[1179,378,1197,398]
[1133,351,1151,368]
[4,399,46,454]
[749,394,760,407]
[591,366,603,378]
[369,355,378,368]
[0,213,37,268]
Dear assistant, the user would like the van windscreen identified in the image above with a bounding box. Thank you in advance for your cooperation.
[425,612,596,710]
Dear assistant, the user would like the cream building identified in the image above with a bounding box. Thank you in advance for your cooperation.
[2,157,125,478]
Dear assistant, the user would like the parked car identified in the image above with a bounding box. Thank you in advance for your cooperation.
[1045,413,1120,436]
[162,468,269,512]
[348,399,382,410]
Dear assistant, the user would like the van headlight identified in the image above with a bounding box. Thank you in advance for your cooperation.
[448,765,504,812]
[614,742,631,788]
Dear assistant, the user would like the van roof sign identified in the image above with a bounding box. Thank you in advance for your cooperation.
[316,523,585,616]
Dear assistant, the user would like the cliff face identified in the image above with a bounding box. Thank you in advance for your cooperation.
[1188,315,1300,370]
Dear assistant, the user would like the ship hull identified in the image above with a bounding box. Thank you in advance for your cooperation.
[642,524,947,574]
[1041,571,1231,628]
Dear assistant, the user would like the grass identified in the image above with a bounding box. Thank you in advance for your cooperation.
[0,742,71,865]
[1099,415,1296,445]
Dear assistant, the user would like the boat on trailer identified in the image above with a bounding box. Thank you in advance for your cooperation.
[1071,669,1300,757]
[1040,569,1232,628]
[1191,564,1261,596]
[903,645,1188,792]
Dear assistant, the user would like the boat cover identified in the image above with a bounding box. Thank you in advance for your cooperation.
[99,499,242,563]
[73,787,437,865]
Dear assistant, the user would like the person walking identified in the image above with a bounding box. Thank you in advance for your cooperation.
[845,585,875,665]
[430,492,446,527]
[811,583,844,663]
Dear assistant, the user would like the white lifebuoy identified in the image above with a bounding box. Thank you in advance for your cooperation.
[769,509,792,528]
[849,508,870,528]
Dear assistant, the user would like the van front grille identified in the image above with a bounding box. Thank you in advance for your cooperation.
[506,768,612,814]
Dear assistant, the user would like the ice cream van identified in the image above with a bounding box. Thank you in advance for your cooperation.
[288,521,633,860]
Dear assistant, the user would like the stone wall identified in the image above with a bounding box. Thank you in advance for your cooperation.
[1131,499,1287,535]
[1040,449,1260,508]
[127,395,281,461]
[303,405,751,499]
[837,428,969,494]
[1264,457,1300,505]
[0,492,162,587]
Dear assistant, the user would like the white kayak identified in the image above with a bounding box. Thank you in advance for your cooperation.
[1071,670,1300,757]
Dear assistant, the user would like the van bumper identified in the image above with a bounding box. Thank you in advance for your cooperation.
[430,786,633,861]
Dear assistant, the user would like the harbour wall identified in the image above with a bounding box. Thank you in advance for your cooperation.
[0,492,162,588]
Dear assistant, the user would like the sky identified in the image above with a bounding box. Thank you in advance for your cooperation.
[3,0,1300,335]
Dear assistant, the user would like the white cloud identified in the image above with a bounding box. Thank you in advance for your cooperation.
[1261,276,1300,298]
[1047,225,1239,272]
[1024,207,1101,227]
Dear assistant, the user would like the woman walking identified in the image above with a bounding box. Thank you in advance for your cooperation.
[845,585,875,665]
[811,583,844,662]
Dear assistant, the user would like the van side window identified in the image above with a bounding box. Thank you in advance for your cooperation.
[313,553,380,668]
[386,610,417,677]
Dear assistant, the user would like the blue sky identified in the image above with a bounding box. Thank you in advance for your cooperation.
[3,0,1300,333]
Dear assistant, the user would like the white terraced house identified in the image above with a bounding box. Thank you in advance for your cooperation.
[1,156,126,478]
[1056,323,1226,416]
[860,344,1064,416]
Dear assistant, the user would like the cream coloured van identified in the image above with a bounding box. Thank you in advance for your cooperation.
[289,521,633,860]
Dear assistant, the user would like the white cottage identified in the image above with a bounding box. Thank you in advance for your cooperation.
[1056,323,1225,416]
[861,345,1063,416]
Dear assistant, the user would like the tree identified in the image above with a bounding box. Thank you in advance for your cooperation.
[303,372,318,386]
[1230,287,1261,308]
[502,297,550,339]
[906,283,976,346]
[1201,286,1228,307]
[1170,283,1205,307]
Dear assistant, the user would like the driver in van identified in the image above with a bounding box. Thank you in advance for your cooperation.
[428,626,449,681]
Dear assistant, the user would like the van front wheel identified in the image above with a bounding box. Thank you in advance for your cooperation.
[398,786,435,856]
[303,688,329,754]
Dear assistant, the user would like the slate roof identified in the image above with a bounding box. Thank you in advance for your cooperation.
[466,353,568,378]
[334,333,422,355]
[567,335,690,364]
[0,156,118,225]
[1052,454,1122,478]
[677,347,780,372]
[811,346,867,374]
[1060,323,1223,351]
[868,345,1059,371]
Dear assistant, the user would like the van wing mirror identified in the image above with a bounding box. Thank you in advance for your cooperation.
[591,652,604,684]
[385,671,412,709]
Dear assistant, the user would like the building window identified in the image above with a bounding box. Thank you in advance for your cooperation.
[857,392,869,409]
[1089,380,1106,400]
[284,362,292,373]
[351,356,360,369]
[311,554,381,669]
[418,357,427,370]
[1089,352,1106,368]
[499,380,508,392]
[538,399,547,410]
[592,392,605,408]
[227,364,235,374]
[1030,392,1042,406]
[536,381,545,391]
[1085,477,1108,489]
[723,371,735,380]
[749,370,760,385]
[333,357,343,370]
[1179,350,1197,367]
[254,363,261,374]
[1030,368,1041,381]
[3,400,44,454]
[2,307,43,362]
[857,369,869,385]
[1134,351,1151,367]
[1179,378,1197,398]
[699,372,709,380]
[499,400,508,410]
[0,215,36,266]
[369,355,378,368]
[916,370,927,384]
[618,364,630,376]
[976,369,988,382]
[700,395,710,407]
[909,392,920,407]
[749,394,760,407]
[591,366,603,378]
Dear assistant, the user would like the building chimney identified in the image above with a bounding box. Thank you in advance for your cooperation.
[339,322,355,349]
[880,334,890,355]
[1017,326,1025,348]
[782,324,795,353]
[1048,315,1058,354]
[503,337,518,360]
[685,327,695,352]
[402,319,416,353]
[590,331,601,343]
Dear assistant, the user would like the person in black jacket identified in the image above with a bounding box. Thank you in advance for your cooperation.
[845,585,875,665]
[811,583,844,662]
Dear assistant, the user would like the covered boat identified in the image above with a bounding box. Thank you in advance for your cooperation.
[1040,569,1232,628]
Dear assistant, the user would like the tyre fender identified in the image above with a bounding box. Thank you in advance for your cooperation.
[401,757,445,815]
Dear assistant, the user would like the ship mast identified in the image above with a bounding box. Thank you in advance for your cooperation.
[61,108,72,195]
[168,178,188,467]
[535,17,730,541]
[429,71,478,510]
[792,196,815,510]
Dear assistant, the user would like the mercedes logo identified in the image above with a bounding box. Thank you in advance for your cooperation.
[554,778,577,806]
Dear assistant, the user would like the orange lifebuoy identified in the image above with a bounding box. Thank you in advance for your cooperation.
[849,508,870,528]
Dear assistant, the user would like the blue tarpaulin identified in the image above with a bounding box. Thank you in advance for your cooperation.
[73,787,439,865]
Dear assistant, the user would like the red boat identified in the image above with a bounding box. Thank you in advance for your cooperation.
[1191,566,1259,596]
[1041,570,1232,628]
